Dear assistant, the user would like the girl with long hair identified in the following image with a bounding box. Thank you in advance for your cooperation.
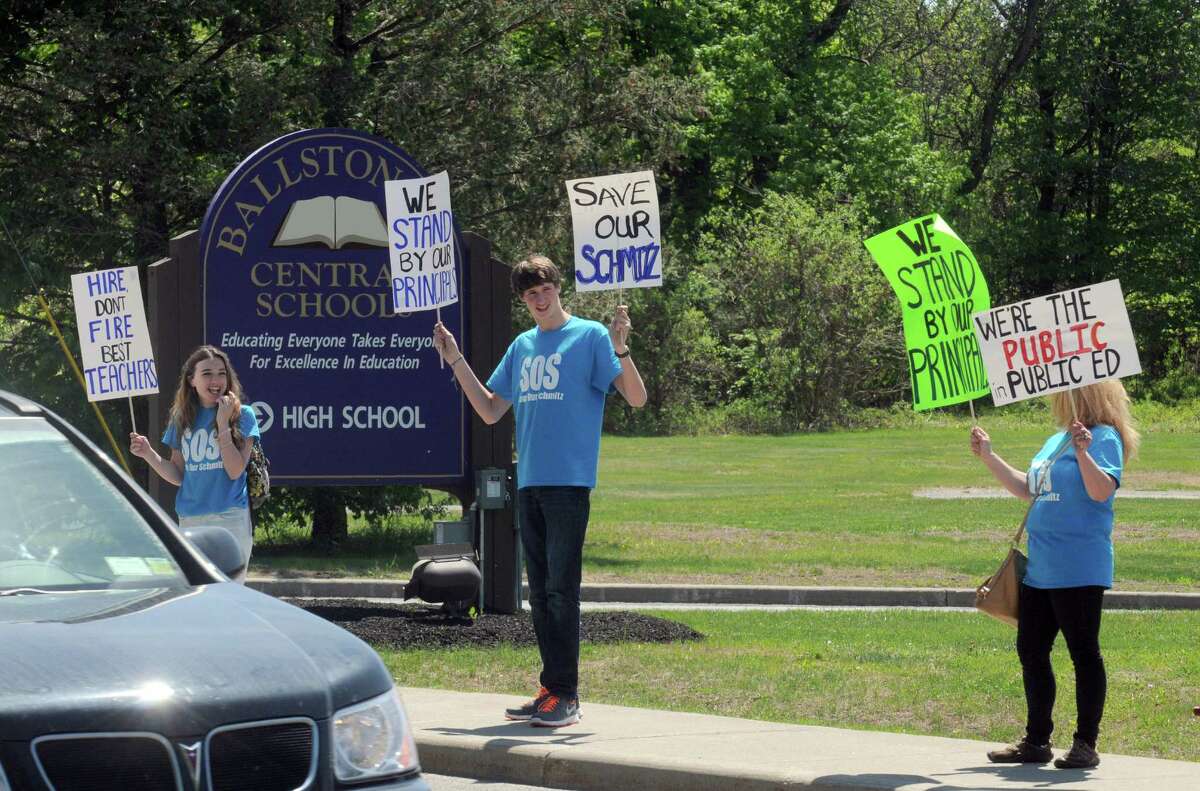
[130,345,260,581]
[970,379,1140,769]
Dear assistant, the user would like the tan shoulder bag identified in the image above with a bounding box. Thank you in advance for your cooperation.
[975,435,1071,627]
[975,512,1031,627]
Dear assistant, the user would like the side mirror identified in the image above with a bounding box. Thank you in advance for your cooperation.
[182,526,245,580]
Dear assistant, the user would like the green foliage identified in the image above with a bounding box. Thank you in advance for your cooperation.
[3,0,1198,446]
[695,192,904,428]
[1125,289,1200,403]
[254,484,443,548]
[0,1,701,538]
[633,0,964,227]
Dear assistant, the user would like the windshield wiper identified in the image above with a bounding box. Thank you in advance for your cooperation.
[0,587,53,596]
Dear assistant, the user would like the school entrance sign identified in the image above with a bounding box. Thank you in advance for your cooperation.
[145,128,522,613]
[198,129,466,484]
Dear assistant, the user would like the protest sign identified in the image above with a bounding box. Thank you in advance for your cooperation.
[385,170,458,312]
[972,279,1140,406]
[863,214,991,411]
[566,170,663,292]
[70,266,159,401]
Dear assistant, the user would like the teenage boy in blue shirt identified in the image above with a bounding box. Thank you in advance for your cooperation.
[433,255,647,726]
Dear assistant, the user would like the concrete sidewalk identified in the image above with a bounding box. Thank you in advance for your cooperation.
[402,687,1200,791]
[248,577,1200,610]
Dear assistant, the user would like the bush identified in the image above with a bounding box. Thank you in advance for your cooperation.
[694,192,906,429]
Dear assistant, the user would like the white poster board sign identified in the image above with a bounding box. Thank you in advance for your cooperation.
[70,266,159,401]
[385,170,458,312]
[566,170,663,292]
[972,279,1140,406]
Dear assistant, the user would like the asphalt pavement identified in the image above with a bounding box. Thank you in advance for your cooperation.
[425,772,556,790]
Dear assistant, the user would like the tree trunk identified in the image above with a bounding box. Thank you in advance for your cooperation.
[310,490,349,549]
[1029,61,1059,295]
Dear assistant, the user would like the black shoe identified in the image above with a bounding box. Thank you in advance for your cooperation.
[987,739,1054,763]
[504,686,550,721]
[1054,738,1100,769]
[529,694,580,727]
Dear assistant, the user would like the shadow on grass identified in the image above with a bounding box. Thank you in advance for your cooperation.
[584,555,643,570]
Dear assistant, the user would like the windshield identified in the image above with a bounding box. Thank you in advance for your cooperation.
[0,419,187,593]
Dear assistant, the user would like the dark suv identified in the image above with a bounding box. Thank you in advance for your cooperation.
[0,391,429,791]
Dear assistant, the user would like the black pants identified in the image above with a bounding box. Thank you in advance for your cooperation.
[1017,583,1107,747]
[518,486,590,699]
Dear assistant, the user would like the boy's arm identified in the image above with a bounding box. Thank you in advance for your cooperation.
[612,356,647,407]
[610,306,647,408]
[434,322,512,425]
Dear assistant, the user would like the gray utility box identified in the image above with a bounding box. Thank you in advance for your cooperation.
[434,519,472,545]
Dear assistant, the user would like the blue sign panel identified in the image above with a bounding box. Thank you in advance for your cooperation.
[199,129,466,485]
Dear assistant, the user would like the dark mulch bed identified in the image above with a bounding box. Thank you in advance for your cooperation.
[288,598,704,650]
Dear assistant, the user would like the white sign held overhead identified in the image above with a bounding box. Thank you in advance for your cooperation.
[70,266,159,401]
[566,170,663,292]
[385,170,458,312]
[972,279,1141,406]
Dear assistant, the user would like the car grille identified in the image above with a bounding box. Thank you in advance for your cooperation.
[29,718,317,791]
[208,719,317,791]
[33,734,180,791]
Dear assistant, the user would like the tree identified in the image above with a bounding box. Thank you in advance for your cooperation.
[0,0,701,542]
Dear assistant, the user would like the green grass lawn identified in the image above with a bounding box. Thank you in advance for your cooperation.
[585,420,1200,589]
[381,608,1200,762]
[253,405,1200,589]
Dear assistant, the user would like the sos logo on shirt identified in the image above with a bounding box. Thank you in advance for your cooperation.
[519,354,562,393]
[181,427,222,468]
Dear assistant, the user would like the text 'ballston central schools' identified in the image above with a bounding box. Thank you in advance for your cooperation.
[283,404,427,429]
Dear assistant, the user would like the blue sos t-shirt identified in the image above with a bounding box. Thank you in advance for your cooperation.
[487,316,622,489]
[1024,425,1124,589]
[162,405,261,517]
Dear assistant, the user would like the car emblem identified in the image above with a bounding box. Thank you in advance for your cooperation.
[177,741,203,787]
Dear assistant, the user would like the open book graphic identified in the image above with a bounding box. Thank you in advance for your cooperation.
[273,196,388,249]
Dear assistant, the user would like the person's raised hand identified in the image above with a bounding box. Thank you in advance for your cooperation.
[609,305,631,353]
[433,321,460,363]
[129,432,153,460]
[217,393,238,424]
[970,425,992,458]
[1069,420,1093,452]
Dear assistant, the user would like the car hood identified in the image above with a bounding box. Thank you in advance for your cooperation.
[0,584,394,740]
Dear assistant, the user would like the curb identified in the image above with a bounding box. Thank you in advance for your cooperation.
[247,577,1200,610]
[401,688,1200,791]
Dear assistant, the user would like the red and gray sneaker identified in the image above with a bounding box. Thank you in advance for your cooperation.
[529,694,580,727]
[504,687,551,721]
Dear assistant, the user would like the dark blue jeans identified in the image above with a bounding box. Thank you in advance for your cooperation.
[1017,583,1107,747]
[518,486,590,699]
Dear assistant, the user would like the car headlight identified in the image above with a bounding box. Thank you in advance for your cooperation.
[332,687,420,782]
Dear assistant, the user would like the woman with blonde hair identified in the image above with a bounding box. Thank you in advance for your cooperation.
[130,345,260,581]
[969,379,1139,769]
